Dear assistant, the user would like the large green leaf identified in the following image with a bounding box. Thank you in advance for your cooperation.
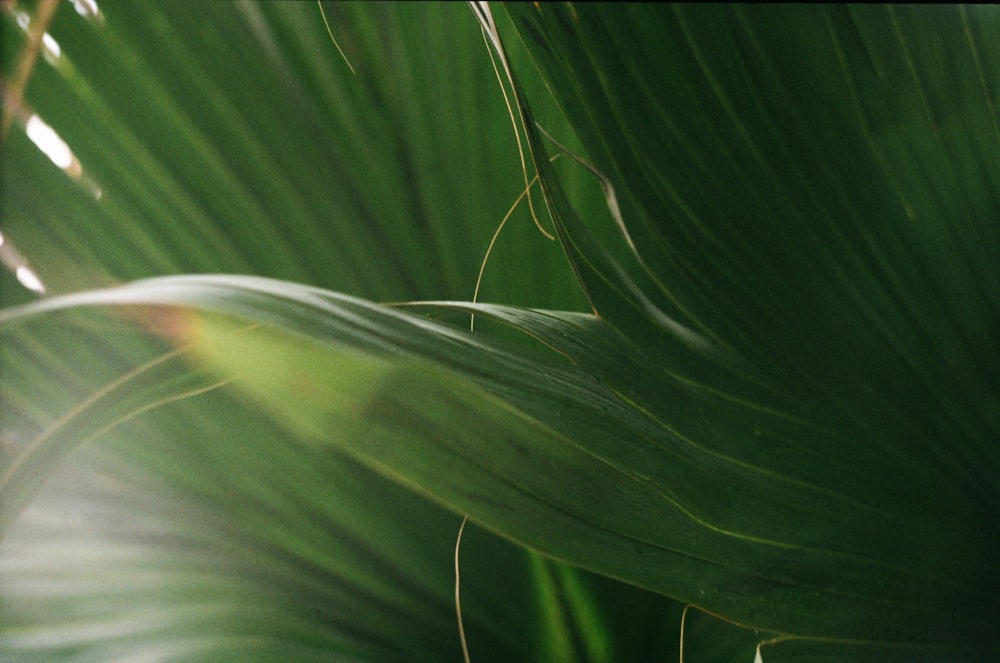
[1,2,708,661]
[497,1,1000,651]
[2,2,998,661]
[2,269,995,659]
[0,283,749,662]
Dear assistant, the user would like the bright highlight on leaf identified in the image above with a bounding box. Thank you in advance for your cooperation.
[0,230,46,295]
[14,266,45,294]
[25,114,76,174]
[70,0,102,22]
[12,10,62,63]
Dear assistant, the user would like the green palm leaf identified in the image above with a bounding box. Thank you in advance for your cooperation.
[2,2,997,660]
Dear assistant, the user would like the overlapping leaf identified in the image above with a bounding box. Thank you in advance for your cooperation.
[3,267,995,659]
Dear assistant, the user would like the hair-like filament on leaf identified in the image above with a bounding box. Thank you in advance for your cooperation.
[455,514,472,663]
[0,329,235,536]
[470,155,561,331]
[317,0,356,74]
[478,14,554,242]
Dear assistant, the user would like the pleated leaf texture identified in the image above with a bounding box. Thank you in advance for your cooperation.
[1,3,997,661]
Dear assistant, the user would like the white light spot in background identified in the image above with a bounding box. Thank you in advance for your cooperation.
[14,9,30,30]
[22,114,102,198]
[71,0,104,23]
[42,32,61,61]
[13,10,63,64]
[0,230,47,295]
[26,114,75,171]
[16,266,46,294]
